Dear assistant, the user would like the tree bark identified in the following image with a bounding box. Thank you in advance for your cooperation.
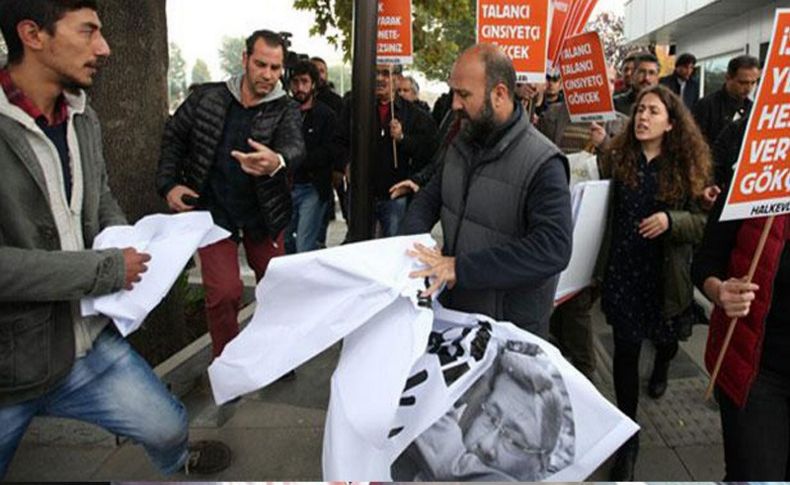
[89,0,195,364]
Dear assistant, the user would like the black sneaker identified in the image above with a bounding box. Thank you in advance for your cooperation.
[184,440,231,475]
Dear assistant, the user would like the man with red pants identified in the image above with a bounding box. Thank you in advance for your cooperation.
[157,30,304,357]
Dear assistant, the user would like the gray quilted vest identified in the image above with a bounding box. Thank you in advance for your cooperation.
[439,110,567,336]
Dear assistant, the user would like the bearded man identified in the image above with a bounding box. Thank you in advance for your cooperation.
[400,44,572,337]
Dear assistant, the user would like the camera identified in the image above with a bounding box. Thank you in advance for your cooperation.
[279,31,309,86]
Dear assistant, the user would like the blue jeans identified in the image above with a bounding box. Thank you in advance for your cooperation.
[286,183,329,253]
[0,327,188,478]
[375,197,407,238]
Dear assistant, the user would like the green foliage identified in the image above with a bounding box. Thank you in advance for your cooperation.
[191,58,212,85]
[219,36,246,78]
[294,0,475,82]
[168,42,188,110]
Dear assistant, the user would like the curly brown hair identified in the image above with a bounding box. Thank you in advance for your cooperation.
[604,85,712,206]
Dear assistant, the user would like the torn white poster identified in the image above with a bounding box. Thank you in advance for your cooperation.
[207,234,437,405]
[204,234,637,480]
[81,212,229,336]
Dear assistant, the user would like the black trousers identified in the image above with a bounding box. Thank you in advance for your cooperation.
[718,368,790,480]
[612,337,678,420]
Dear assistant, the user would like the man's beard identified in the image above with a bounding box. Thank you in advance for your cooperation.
[461,96,497,144]
[293,91,312,104]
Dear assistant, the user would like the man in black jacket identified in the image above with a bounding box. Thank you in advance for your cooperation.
[660,52,699,110]
[156,29,305,358]
[401,44,572,337]
[286,61,337,253]
[310,56,343,115]
[338,64,437,237]
[614,53,660,115]
[693,54,760,145]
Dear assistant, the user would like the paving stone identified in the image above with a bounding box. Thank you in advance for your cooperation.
[678,444,726,480]
[641,377,722,447]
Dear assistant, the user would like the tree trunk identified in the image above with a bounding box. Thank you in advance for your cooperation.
[90,0,196,365]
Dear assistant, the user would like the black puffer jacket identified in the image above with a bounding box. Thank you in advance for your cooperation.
[156,80,305,237]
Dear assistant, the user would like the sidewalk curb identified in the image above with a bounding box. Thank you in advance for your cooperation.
[153,301,256,397]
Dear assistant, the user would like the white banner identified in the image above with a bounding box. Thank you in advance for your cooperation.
[206,236,637,480]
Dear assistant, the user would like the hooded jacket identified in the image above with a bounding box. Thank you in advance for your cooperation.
[0,87,127,406]
[157,76,305,237]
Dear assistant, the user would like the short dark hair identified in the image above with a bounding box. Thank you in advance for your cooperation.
[676,53,696,67]
[727,54,760,77]
[245,29,287,58]
[634,53,660,71]
[290,60,319,86]
[481,48,516,101]
[0,0,98,65]
[622,50,644,67]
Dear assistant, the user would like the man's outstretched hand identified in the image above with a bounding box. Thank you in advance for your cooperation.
[407,243,456,297]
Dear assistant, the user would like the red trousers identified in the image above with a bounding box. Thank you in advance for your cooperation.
[198,232,284,357]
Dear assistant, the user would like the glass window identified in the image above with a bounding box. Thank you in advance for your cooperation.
[700,50,742,98]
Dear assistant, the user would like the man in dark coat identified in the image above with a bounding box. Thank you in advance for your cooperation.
[157,30,305,358]
[660,52,700,110]
[286,60,337,253]
[614,53,660,115]
[337,64,438,237]
[401,44,572,337]
[693,54,760,145]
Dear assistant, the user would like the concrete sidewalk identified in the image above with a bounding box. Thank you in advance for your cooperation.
[5,219,725,481]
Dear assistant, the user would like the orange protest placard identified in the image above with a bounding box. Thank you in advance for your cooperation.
[558,31,615,122]
[477,0,551,82]
[721,8,790,221]
[377,0,413,64]
[568,0,598,36]
[547,0,573,71]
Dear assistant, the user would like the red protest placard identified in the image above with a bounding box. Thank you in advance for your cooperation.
[721,8,790,221]
[477,0,551,82]
[377,0,413,64]
[559,31,615,122]
[569,0,598,35]
[547,0,573,71]
[550,0,598,69]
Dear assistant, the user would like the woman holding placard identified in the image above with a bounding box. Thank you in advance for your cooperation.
[597,84,711,480]
[692,116,790,480]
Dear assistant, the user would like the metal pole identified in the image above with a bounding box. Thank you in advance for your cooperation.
[347,0,379,242]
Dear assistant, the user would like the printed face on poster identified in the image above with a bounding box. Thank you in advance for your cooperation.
[477,0,551,83]
[377,0,413,65]
[559,31,615,122]
[720,8,790,221]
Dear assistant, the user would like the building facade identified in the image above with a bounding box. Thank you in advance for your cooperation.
[624,0,790,97]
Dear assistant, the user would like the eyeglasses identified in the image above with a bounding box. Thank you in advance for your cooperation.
[478,402,548,456]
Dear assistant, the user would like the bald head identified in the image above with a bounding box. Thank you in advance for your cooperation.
[456,44,517,102]
[450,43,517,141]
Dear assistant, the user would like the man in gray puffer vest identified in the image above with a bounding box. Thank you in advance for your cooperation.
[401,44,572,337]
[157,30,304,358]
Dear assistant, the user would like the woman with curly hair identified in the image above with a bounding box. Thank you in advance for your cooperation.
[597,85,712,480]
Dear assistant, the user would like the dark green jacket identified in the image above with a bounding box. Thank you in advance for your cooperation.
[595,154,706,319]
[0,92,127,405]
